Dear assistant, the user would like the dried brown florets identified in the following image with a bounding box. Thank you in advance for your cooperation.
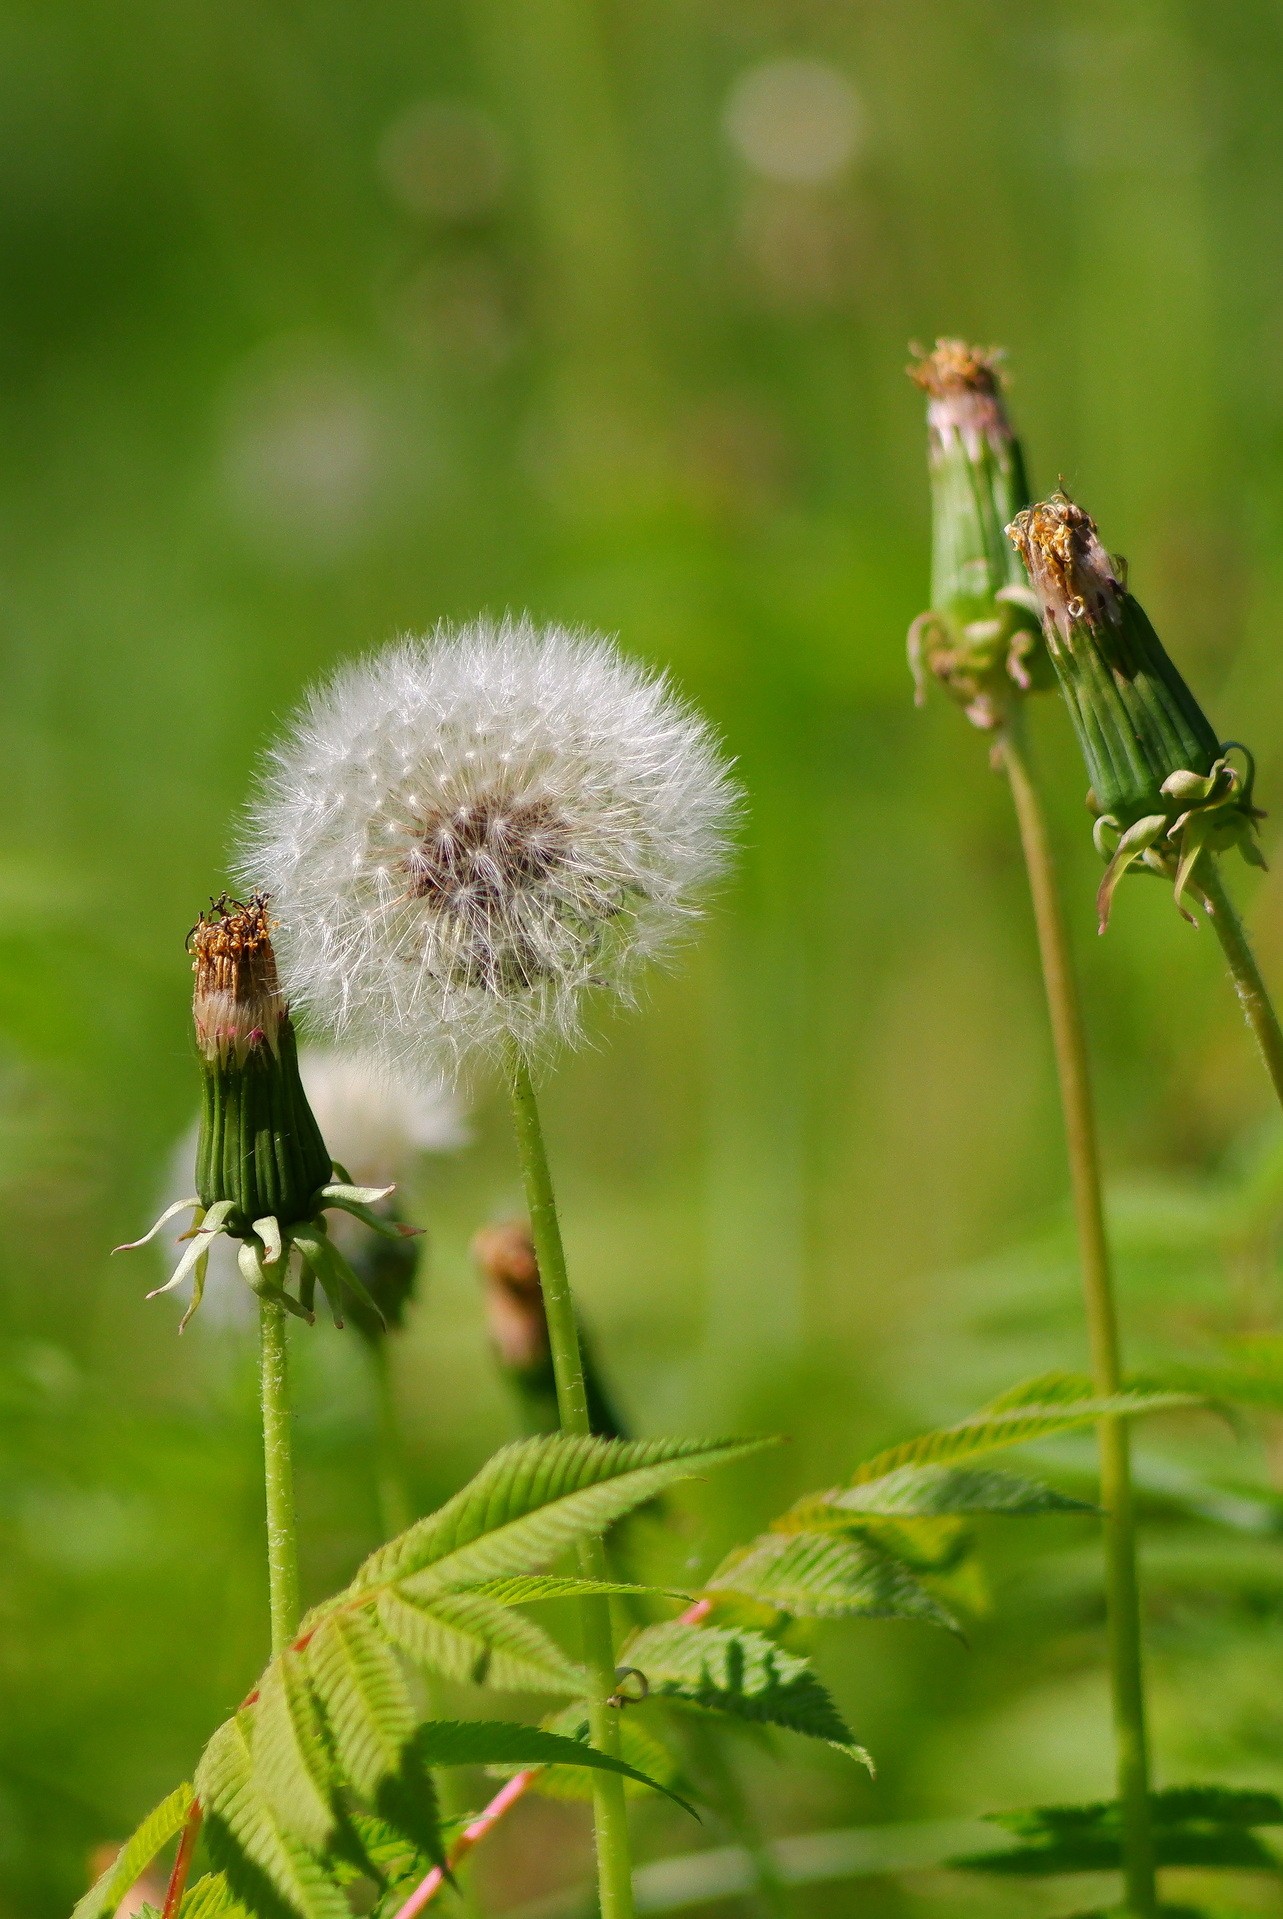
[189,892,285,1061]
[1006,492,1126,644]
[907,338,1006,400]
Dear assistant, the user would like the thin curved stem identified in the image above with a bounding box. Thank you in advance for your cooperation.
[999,712,1156,1918]
[507,1042,635,1919]
[368,1338,415,1541]
[259,1296,301,1657]
[1201,857,1283,1109]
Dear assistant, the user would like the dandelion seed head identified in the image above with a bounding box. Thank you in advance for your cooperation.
[240,616,739,1074]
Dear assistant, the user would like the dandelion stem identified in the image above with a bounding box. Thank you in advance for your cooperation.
[1200,857,1283,1109]
[998,710,1156,1918]
[369,1339,415,1541]
[259,1296,301,1657]
[508,1042,636,1919]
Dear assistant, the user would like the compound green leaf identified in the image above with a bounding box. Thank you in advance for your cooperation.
[376,1588,584,1695]
[833,1464,1094,1519]
[177,1874,252,1919]
[334,1435,772,1604]
[956,1787,1283,1876]
[305,1612,415,1802]
[533,1706,680,1803]
[849,1380,1199,1486]
[252,1651,335,1850]
[469,1575,676,1604]
[707,1530,960,1633]
[71,1783,195,1919]
[411,1718,695,1811]
[621,1620,871,1766]
[196,1716,347,1919]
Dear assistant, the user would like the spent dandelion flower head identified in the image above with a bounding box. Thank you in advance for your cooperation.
[239,615,740,1074]
[117,896,425,1333]
[1007,491,1266,928]
[907,338,1049,729]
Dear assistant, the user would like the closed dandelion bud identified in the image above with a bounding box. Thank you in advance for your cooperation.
[116,895,424,1332]
[190,893,332,1231]
[907,339,1049,729]
[473,1218,623,1439]
[1007,492,1266,929]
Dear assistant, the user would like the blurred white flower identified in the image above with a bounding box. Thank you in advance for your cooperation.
[240,617,738,1073]
[295,1045,468,1184]
[160,1048,465,1325]
[723,57,864,185]
[377,99,508,223]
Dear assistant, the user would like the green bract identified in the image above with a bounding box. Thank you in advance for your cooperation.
[907,339,1049,729]
[114,894,421,1331]
[1007,493,1266,928]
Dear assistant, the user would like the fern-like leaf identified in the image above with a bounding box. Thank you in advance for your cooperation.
[253,1651,336,1849]
[955,1786,1283,1875]
[622,1619,871,1766]
[196,1716,348,1919]
[469,1575,678,1604]
[707,1530,961,1632]
[534,1706,681,1803]
[305,1611,415,1803]
[410,1718,695,1810]
[71,1783,195,1919]
[376,1588,585,1694]
[177,1874,252,1919]
[334,1434,771,1605]
[848,1382,1198,1486]
[833,1464,1095,1518]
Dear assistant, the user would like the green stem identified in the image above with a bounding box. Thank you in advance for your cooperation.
[1201,857,1283,1109]
[259,1296,301,1658]
[507,1042,636,1919]
[999,712,1156,1918]
[369,1338,415,1541]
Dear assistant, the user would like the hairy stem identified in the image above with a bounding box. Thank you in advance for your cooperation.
[259,1296,301,1657]
[1201,857,1283,1109]
[998,713,1156,1917]
[508,1043,635,1919]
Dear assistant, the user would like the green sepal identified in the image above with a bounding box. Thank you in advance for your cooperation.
[292,1220,388,1330]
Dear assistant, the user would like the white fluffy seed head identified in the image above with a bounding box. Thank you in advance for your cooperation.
[239,616,739,1074]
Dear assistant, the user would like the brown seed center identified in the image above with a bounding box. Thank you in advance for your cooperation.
[404,791,569,911]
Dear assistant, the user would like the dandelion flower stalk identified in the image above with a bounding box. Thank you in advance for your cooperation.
[911,346,1156,1916]
[241,615,738,1919]
[1008,494,1283,1111]
[999,711,1155,1915]
[508,1045,637,1919]
[117,896,425,1653]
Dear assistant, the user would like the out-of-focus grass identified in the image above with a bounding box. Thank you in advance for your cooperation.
[5,2,1283,1912]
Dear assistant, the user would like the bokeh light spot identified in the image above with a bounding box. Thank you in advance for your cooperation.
[723,57,864,185]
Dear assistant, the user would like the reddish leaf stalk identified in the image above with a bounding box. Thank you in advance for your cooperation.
[162,1801,203,1919]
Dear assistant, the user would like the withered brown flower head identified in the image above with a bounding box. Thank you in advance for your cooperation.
[907,337,1005,400]
[472,1219,548,1372]
[1006,492,1126,646]
[189,892,285,1062]
[908,338,1013,458]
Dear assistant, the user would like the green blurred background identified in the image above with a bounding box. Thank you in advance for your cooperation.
[7,1,1283,1913]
